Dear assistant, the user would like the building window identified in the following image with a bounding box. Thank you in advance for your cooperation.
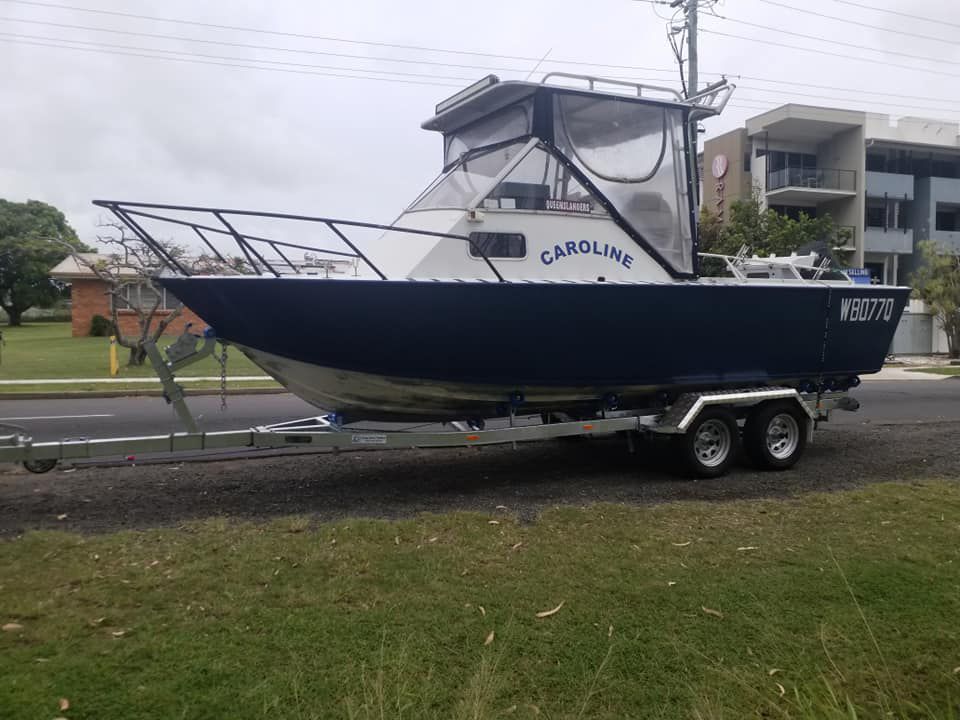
[932,158,960,179]
[117,282,177,311]
[467,232,526,259]
[766,151,819,188]
[866,200,911,230]
[936,210,959,232]
[865,204,886,228]
[890,200,910,230]
[770,205,816,221]
[865,148,918,174]
[866,153,885,172]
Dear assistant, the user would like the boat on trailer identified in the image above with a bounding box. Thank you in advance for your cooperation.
[92,74,908,425]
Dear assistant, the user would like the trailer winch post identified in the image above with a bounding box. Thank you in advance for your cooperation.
[142,326,220,435]
[144,340,198,433]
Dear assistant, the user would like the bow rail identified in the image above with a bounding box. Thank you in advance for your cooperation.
[92,200,506,282]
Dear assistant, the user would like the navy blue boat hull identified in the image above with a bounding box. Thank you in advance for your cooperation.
[159,277,910,420]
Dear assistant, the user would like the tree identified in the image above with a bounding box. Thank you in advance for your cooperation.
[698,192,850,273]
[911,240,960,358]
[68,222,188,366]
[0,199,91,326]
[65,222,249,366]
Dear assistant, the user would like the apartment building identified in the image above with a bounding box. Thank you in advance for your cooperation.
[703,104,960,286]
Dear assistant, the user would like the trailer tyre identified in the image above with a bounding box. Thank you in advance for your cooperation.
[744,401,807,471]
[23,459,57,474]
[677,408,739,479]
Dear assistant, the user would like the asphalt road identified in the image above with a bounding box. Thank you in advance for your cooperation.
[0,392,318,442]
[2,379,958,444]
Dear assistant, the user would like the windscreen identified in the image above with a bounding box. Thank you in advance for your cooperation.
[443,102,532,168]
[411,142,528,212]
[553,94,693,274]
[480,144,608,215]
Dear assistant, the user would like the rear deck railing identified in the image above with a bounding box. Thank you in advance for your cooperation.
[92,200,506,282]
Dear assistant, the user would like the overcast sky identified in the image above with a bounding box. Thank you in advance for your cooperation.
[2,0,958,246]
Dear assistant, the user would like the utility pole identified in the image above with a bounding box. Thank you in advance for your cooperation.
[657,0,712,213]
[686,0,700,217]
[686,0,697,103]
[671,0,701,215]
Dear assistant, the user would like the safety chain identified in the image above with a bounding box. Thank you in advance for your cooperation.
[218,342,229,412]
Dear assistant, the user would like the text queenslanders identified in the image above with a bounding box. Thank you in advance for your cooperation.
[540,240,634,269]
[544,199,592,213]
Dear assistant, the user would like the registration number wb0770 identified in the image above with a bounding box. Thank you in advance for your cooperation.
[839,296,896,323]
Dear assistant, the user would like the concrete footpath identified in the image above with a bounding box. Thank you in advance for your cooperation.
[865,367,956,381]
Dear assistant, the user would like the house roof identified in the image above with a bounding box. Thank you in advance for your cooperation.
[49,253,141,280]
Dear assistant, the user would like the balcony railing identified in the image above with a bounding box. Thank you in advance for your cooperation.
[864,226,913,254]
[767,167,857,192]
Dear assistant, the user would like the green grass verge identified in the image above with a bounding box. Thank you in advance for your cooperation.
[905,367,960,376]
[0,380,281,395]
[0,323,266,380]
[2,481,959,719]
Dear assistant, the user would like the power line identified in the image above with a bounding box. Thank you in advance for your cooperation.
[0,0,548,61]
[0,34,685,94]
[13,6,944,108]
[717,14,960,68]
[719,72,960,106]
[10,31,958,123]
[736,93,960,119]
[0,15,559,76]
[727,100,960,128]
[0,0,683,74]
[735,85,960,117]
[7,0,955,113]
[701,27,960,80]
[753,0,958,46]
[7,0,959,123]
[1,14,684,79]
[0,31,482,82]
[22,27,957,118]
[1,31,686,90]
[831,0,960,31]
[0,36,466,88]
[4,38,952,148]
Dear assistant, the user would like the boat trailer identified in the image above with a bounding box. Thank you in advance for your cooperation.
[1,330,860,479]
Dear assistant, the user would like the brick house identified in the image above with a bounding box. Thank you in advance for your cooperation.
[49,253,206,338]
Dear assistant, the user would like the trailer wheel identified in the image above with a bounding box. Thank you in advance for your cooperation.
[23,458,57,474]
[678,408,739,478]
[743,401,807,471]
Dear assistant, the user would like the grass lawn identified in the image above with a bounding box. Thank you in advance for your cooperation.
[0,380,281,394]
[2,481,959,719]
[0,323,270,381]
[906,367,960,376]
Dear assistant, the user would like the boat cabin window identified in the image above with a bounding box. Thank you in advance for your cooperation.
[481,146,608,215]
[467,232,526,259]
[553,94,693,274]
[411,141,528,212]
[444,103,532,168]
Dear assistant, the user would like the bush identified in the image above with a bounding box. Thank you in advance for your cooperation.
[89,314,113,337]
